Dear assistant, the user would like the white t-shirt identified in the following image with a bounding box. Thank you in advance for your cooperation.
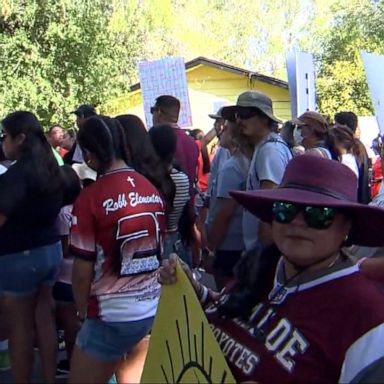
[341,153,359,178]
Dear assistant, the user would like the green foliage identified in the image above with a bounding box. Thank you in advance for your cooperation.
[1,0,384,126]
[315,0,384,117]
[0,0,143,128]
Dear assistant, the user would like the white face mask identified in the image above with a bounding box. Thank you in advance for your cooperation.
[293,127,304,146]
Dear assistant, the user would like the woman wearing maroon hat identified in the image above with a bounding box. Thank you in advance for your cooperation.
[159,155,384,383]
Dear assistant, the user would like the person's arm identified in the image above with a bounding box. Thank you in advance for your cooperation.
[69,190,96,319]
[202,126,219,147]
[357,257,384,283]
[72,258,94,320]
[338,323,384,383]
[207,198,237,250]
[158,254,220,305]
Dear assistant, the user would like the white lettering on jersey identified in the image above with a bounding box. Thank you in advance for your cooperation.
[211,326,259,376]
[103,194,127,214]
[128,192,163,208]
[265,318,292,352]
[275,329,309,372]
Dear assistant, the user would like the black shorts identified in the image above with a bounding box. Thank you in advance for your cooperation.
[52,282,74,303]
[213,250,243,277]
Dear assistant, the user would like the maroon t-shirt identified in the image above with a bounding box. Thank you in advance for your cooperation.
[206,262,384,383]
[173,126,199,196]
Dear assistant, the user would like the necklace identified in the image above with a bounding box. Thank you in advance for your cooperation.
[249,252,343,342]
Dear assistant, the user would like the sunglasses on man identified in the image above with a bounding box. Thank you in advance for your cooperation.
[272,201,338,230]
[150,106,160,114]
[0,130,7,141]
[235,108,260,121]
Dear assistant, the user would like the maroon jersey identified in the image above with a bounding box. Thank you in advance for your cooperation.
[206,260,384,383]
[70,168,165,322]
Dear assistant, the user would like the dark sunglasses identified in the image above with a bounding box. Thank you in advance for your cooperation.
[0,130,7,141]
[150,106,159,114]
[235,108,259,121]
[272,201,337,230]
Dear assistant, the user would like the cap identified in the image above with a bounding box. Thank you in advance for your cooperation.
[291,111,328,134]
[208,107,225,120]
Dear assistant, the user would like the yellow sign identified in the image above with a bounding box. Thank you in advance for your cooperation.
[141,264,236,383]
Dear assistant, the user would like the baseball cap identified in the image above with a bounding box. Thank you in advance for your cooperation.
[71,104,97,118]
[208,107,225,120]
[221,91,281,123]
[291,111,328,134]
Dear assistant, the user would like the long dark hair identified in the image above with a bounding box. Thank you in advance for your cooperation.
[115,115,175,213]
[77,115,129,173]
[330,124,362,163]
[2,111,62,193]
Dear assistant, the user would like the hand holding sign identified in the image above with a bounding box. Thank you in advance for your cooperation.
[141,260,235,383]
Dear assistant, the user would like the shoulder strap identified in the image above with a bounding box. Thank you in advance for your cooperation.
[254,138,292,182]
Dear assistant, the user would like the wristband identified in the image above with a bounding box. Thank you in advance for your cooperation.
[356,257,368,270]
[199,285,209,304]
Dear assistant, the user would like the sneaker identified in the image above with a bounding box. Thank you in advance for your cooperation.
[55,359,70,378]
[0,349,10,372]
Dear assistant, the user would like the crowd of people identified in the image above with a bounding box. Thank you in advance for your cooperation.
[1,89,384,383]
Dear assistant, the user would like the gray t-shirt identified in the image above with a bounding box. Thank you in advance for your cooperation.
[242,133,292,251]
[206,146,231,198]
[206,153,250,251]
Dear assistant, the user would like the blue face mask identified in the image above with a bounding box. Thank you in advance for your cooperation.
[293,127,304,146]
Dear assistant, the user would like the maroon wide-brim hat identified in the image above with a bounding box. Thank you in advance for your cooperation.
[230,155,384,247]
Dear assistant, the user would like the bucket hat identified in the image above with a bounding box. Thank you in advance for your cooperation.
[231,155,384,246]
[221,91,281,123]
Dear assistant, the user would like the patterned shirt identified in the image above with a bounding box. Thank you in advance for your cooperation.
[69,168,165,322]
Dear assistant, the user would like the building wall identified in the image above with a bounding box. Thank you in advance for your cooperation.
[113,63,291,132]
[186,65,291,131]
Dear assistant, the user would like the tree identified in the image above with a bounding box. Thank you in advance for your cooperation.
[0,0,144,128]
[315,0,384,116]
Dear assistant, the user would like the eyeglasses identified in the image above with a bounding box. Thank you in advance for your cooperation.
[272,201,337,230]
[150,106,159,114]
[235,108,259,121]
[0,130,7,141]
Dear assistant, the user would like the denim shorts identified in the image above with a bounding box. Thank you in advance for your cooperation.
[0,241,62,296]
[76,317,154,361]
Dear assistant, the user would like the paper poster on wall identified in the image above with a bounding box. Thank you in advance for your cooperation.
[139,57,192,128]
[141,263,235,384]
[286,49,317,117]
[361,50,384,133]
